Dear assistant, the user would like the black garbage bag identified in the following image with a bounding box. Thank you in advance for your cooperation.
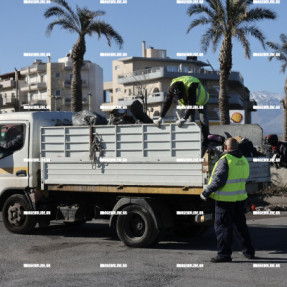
[108,109,136,125]
[238,138,258,157]
[72,110,108,126]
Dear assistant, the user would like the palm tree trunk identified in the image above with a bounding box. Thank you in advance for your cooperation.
[71,36,86,112]
[219,36,232,125]
[283,77,287,141]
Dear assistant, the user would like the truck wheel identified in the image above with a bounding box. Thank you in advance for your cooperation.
[116,205,158,248]
[2,194,36,234]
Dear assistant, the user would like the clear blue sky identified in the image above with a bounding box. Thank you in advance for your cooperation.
[0,0,286,95]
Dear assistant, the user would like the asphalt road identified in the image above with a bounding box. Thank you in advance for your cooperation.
[0,212,286,287]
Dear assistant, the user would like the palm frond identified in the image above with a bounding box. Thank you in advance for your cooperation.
[45,19,79,36]
[44,6,80,33]
[235,29,251,58]
[187,4,215,18]
[51,0,80,26]
[87,21,123,48]
[240,25,266,49]
[244,7,276,22]
[186,17,212,34]
[267,41,281,53]
[200,29,215,53]
[267,35,287,73]
[280,34,287,45]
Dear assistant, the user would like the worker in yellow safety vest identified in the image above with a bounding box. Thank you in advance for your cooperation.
[154,76,210,151]
[200,137,255,263]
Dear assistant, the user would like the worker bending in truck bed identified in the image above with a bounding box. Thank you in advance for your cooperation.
[200,137,255,263]
[154,76,210,149]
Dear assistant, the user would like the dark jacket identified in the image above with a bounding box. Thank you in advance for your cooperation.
[202,149,244,198]
[1,134,23,151]
[160,83,198,119]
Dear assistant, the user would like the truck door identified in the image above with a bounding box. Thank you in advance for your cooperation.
[0,121,29,193]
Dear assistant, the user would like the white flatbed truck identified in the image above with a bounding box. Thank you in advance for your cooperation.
[0,112,270,247]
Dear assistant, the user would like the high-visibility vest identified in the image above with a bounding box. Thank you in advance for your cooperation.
[209,154,250,202]
[170,76,209,106]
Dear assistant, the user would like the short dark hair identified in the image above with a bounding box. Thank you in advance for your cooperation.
[225,138,238,150]
[170,81,185,98]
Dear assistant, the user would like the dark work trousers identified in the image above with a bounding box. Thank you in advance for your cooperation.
[214,200,255,259]
[186,104,209,156]
[189,104,210,140]
[185,84,210,142]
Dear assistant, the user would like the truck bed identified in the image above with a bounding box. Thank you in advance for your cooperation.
[40,123,270,195]
[41,123,205,193]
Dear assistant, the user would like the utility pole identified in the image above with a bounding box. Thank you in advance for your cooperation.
[88,92,92,111]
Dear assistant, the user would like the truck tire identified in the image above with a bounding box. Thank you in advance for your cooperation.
[2,194,36,234]
[116,205,159,248]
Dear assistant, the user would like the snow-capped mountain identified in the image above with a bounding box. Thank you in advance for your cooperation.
[250,91,284,136]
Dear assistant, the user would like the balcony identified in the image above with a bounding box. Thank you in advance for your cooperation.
[118,67,163,84]
[20,82,46,92]
[30,65,46,74]
[0,79,16,89]
[20,65,46,75]
[64,62,89,70]
[117,92,166,106]
[118,66,244,86]
[146,92,165,104]
[30,82,46,90]
[64,62,72,70]
[64,79,88,88]
[20,83,29,92]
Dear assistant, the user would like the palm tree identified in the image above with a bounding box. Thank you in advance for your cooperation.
[267,34,287,141]
[44,0,123,112]
[186,0,276,124]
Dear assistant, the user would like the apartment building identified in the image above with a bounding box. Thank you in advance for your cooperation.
[104,41,255,123]
[0,54,103,114]
[0,71,25,113]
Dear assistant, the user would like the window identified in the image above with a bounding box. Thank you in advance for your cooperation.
[0,124,25,159]
[167,66,178,72]
[55,72,60,79]
[115,88,121,92]
[115,65,120,70]
[183,66,190,73]
[56,90,61,97]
